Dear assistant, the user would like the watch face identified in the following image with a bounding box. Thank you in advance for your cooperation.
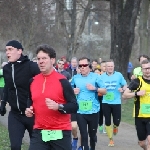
[59,104,64,110]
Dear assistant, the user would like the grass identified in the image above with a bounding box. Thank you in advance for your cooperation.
[121,98,135,125]
[0,124,29,150]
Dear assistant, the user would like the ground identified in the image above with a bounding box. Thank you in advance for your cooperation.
[0,105,142,150]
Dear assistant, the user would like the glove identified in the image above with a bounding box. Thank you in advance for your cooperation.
[0,101,6,116]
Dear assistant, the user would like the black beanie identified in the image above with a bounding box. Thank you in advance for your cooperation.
[6,40,24,50]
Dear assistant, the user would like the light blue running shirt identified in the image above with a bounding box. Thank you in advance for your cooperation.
[71,72,105,114]
[101,71,127,104]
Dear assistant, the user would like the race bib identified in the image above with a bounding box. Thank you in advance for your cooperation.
[141,104,150,114]
[41,130,63,142]
[79,101,92,111]
[104,92,114,101]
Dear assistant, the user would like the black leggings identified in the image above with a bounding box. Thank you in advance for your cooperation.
[77,113,99,150]
[98,96,103,126]
[29,129,71,150]
[102,103,121,126]
[8,111,34,150]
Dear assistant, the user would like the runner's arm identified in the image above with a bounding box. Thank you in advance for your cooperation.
[122,88,135,99]
[96,75,107,95]
[122,78,140,99]
[27,78,33,108]
[60,79,78,114]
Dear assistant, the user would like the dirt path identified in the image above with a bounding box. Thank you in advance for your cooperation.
[96,122,141,150]
[0,105,141,150]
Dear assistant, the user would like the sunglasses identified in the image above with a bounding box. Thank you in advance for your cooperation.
[58,63,64,65]
[78,64,89,68]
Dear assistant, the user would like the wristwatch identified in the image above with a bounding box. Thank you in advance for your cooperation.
[135,91,138,96]
[58,104,64,110]
[58,104,66,114]
[95,87,98,92]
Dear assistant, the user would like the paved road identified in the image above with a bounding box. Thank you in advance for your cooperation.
[0,105,141,150]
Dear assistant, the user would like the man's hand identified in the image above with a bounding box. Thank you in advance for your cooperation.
[137,90,146,96]
[131,75,136,80]
[74,88,80,95]
[25,106,34,117]
[45,98,59,110]
[118,88,124,93]
[86,84,96,91]
[0,101,6,116]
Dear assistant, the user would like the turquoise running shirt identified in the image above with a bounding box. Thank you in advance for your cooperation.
[101,71,127,104]
[71,72,105,114]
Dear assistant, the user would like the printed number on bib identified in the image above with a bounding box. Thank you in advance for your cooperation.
[141,104,150,114]
[79,101,92,111]
[104,92,114,101]
[41,130,63,142]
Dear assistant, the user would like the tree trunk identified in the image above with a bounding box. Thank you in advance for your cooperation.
[66,0,77,61]
[110,0,141,78]
[139,0,149,54]
[57,0,92,60]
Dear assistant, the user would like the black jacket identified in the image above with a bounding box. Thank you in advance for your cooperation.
[3,55,40,114]
[66,67,77,78]
[57,70,71,80]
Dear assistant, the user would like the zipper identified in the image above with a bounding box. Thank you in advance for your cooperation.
[12,64,22,113]
[42,76,46,93]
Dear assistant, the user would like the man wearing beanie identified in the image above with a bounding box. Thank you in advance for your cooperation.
[0,40,40,150]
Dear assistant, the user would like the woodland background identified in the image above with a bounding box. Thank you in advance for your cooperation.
[0,0,149,77]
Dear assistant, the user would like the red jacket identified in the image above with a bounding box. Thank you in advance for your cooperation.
[30,70,78,130]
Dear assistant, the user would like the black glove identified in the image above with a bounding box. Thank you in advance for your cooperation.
[0,101,6,116]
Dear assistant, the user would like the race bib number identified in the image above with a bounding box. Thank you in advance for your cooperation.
[141,104,150,114]
[79,101,92,111]
[104,92,114,101]
[41,130,63,142]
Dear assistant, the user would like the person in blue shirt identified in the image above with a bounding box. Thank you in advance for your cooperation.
[127,62,133,82]
[71,57,106,150]
[100,59,127,147]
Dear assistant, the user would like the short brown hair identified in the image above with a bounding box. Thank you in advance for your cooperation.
[36,44,56,58]
[141,59,150,65]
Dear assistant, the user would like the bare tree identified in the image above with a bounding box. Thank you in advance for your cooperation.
[139,0,150,55]
[55,0,93,60]
[110,0,141,77]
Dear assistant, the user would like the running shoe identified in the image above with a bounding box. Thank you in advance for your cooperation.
[108,140,114,147]
[99,125,103,133]
[113,126,118,135]
[72,139,78,150]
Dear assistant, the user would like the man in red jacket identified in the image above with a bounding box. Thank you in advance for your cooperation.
[25,44,78,150]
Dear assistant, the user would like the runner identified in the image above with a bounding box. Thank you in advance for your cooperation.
[123,59,150,150]
[71,57,106,150]
[66,57,79,150]
[0,62,7,101]
[0,40,40,150]
[25,44,78,150]
[95,61,107,134]
[57,59,71,80]
[131,55,149,79]
[100,59,127,147]
[91,59,99,72]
